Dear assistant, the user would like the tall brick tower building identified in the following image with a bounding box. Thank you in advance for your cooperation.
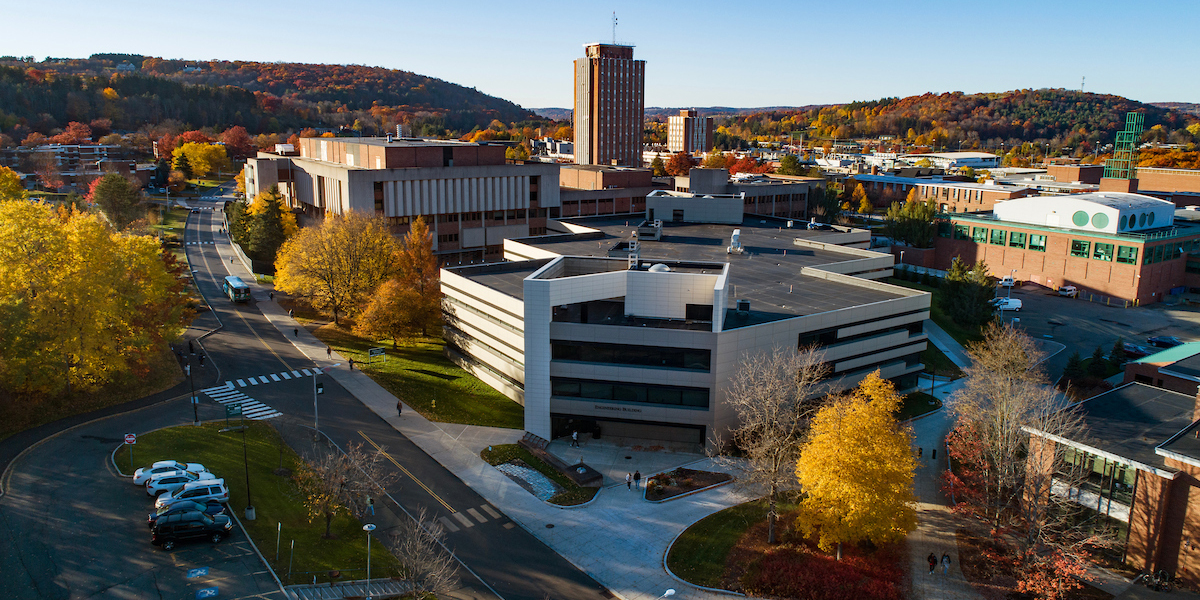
[573,43,645,167]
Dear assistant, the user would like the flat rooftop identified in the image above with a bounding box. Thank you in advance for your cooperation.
[332,137,494,148]
[1070,383,1196,470]
[509,215,908,321]
[446,259,551,301]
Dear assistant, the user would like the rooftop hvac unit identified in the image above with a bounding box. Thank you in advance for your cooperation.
[736,299,750,313]
[727,229,743,254]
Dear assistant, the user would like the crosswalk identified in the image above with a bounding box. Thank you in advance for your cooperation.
[186,241,216,245]
[229,368,323,388]
[436,503,510,533]
[200,384,283,420]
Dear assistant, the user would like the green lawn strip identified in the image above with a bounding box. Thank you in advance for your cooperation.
[0,348,182,442]
[887,278,984,346]
[898,392,942,421]
[113,422,400,585]
[311,325,523,430]
[666,498,798,589]
[480,444,599,506]
[921,345,963,379]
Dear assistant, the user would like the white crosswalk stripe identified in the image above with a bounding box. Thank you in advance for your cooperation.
[280,372,292,380]
[220,369,329,389]
[236,379,246,387]
[198,384,282,420]
[269,374,280,382]
[291,370,301,377]
[301,369,312,376]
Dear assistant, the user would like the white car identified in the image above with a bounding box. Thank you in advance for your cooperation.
[994,298,1022,312]
[155,479,230,510]
[999,276,1015,288]
[133,461,207,485]
[1058,285,1078,298]
[145,470,217,497]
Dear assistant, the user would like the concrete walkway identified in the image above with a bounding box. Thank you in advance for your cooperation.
[925,321,973,370]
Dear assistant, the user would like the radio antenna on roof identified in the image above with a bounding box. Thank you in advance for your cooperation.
[612,12,617,44]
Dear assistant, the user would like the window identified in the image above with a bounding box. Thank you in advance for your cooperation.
[937,222,952,238]
[1009,232,1026,248]
[1029,234,1047,252]
[954,224,970,240]
[552,341,711,371]
[1116,246,1138,264]
[990,229,1006,245]
[1144,245,1154,265]
[972,227,988,243]
[550,377,709,409]
[1093,242,1114,261]
[437,233,459,244]
[1154,245,1166,263]
[1070,240,1090,258]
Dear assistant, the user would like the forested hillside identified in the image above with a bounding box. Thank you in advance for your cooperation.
[0,54,541,139]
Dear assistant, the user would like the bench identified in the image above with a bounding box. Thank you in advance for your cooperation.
[519,432,603,487]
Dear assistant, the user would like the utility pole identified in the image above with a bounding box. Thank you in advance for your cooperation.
[187,362,198,426]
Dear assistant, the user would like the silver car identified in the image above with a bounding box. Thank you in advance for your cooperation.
[133,461,207,485]
[155,479,230,510]
[145,470,217,497]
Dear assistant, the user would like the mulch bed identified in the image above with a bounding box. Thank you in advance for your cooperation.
[955,529,1113,600]
[644,467,732,501]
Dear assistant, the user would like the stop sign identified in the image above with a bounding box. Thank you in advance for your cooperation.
[125,433,136,445]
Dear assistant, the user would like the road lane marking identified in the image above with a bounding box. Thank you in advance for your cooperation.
[481,505,501,519]
[258,376,269,384]
[358,430,454,512]
[438,516,461,532]
[280,372,292,379]
[249,378,258,385]
[237,379,246,387]
[502,523,515,530]
[452,512,475,528]
[301,369,312,376]
[269,374,280,382]
[291,370,301,377]
[466,508,487,523]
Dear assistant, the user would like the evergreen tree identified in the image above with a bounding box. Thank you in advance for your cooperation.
[227,201,250,247]
[1062,352,1085,382]
[248,194,287,261]
[1088,345,1108,378]
[1109,338,1127,370]
[940,257,996,328]
[650,155,666,176]
[776,154,803,176]
[173,152,193,180]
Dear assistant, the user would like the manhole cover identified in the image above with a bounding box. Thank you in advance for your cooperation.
[545,523,555,529]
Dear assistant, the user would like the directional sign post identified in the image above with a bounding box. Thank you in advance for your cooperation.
[125,434,136,472]
[369,347,385,366]
[225,404,242,421]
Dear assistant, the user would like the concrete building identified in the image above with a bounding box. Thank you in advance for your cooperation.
[852,173,1035,213]
[244,137,562,264]
[899,151,1001,169]
[440,201,930,449]
[667,109,714,154]
[673,168,823,220]
[557,164,661,217]
[1023,383,1200,585]
[927,193,1200,304]
[574,43,645,167]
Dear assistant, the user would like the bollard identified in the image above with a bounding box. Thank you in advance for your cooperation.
[932,449,937,459]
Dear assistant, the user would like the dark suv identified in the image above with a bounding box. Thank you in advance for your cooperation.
[147,500,226,529]
[150,510,233,551]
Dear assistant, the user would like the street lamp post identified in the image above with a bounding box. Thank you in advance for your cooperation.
[313,363,342,439]
[1008,268,1017,302]
[187,362,198,426]
[363,523,377,599]
[241,410,254,520]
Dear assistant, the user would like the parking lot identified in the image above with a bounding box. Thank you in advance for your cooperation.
[0,406,283,600]
[993,284,1200,377]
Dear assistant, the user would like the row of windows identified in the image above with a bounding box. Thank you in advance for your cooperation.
[437,233,459,244]
[550,378,710,409]
[552,341,711,371]
[941,223,1144,263]
[1142,243,1182,265]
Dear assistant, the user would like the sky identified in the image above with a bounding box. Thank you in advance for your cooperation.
[3,0,1197,110]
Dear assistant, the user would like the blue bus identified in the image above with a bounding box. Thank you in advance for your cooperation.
[222,276,251,303]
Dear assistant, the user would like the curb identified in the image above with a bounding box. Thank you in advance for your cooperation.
[662,518,746,597]
[545,485,603,509]
[641,467,735,503]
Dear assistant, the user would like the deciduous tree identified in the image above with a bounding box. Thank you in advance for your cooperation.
[171,142,228,178]
[650,155,666,176]
[776,154,803,176]
[795,371,917,559]
[0,165,26,200]
[385,507,459,598]
[87,173,143,230]
[295,442,397,538]
[702,149,727,169]
[665,151,694,176]
[274,212,399,324]
[884,198,937,248]
[852,183,871,214]
[219,125,254,158]
[717,346,829,544]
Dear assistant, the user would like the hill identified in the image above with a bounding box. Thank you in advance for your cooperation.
[715,90,1196,151]
[1152,102,1200,117]
[0,54,543,138]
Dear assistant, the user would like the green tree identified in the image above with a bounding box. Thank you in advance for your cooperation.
[1109,338,1127,370]
[1087,345,1108,378]
[248,190,287,262]
[1061,352,1084,382]
[776,154,803,176]
[172,152,193,180]
[87,173,142,230]
[940,257,996,328]
[227,200,250,247]
[813,186,842,223]
[795,371,917,559]
[650,155,666,176]
[701,149,727,169]
[884,199,938,248]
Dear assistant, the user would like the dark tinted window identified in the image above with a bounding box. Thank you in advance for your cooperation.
[550,377,709,409]
[551,341,710,371]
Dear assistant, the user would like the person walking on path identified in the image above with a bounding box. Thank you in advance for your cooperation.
[927,553,937,575]
[941,553,951,575]
[349,358,355,371]
[368,497,375,516]
[397,400,403,416]
[626,473,632,490]
[327,346,332,359]
[288,309,294,319]
[633,470,641,490]
[293,328,298,337]
[198,353,206,368]
[571,430,579,448]
[188,340,194,355]
[269,291,274,301]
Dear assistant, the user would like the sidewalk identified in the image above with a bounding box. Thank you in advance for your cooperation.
[216,234,755,600]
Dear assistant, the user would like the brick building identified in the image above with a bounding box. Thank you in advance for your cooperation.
[557,165,662,217]
[929,193,1200,304]
[1124,343,1200,395]
[1047,164,1105,185]
[852,173,1035,213]
[1137,167,1200,207]
[573,43,645,167]
[674,168,823,220]
[1023,383,1200,584]
[667,109,713,154]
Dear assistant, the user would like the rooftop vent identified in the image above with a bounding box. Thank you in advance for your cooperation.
[736,299,750,313]
[648,263,671,273]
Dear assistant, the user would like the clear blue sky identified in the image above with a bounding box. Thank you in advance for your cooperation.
[4,0,1196,110]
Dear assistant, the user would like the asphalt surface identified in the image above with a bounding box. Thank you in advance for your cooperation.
[0,189,610,600]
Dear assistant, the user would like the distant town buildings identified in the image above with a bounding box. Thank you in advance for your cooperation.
[852,173,1035,213]
[573,43,644,167]
[667,109,713,154]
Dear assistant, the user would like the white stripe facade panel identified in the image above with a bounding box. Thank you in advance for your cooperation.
[835,341,927,373]
[820,329,922,363]
[444,300,525,354]
[440,270,525,322]
[444,328,525,387]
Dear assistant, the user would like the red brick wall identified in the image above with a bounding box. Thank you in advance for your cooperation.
[1139,168,1200,194]
[1127,470,1173,575]
[1047,164,1104,185]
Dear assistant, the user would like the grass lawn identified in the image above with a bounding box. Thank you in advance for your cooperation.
[921,345,963,379]
[898,391,942,421]
[666,498,793,588]
[0,347,182,442]
[480,444,599,506]
[114,422,401,585]
[886,278,984,346]
[309,322,523,430]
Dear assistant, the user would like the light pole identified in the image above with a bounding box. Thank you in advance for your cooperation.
[241,410,254,520]
[1008,268,1017,302]
[363,523,377,599]
[314,362,341,439]
[187,362,198,426]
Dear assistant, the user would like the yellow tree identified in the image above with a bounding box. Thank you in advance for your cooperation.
[355,215,442,345]
[905,187,921,204]
[172,142,229,178]
[853,183,871,214]
[274,212,399,324]
[0,166,27,201]
[795,371,918,559]
[247,186,298,237]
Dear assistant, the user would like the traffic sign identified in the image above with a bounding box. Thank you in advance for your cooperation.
[195,587,219,599]
[226,404,242,418]
[124,433,136,445]
[369,347,386,358]
[186,566,209,579]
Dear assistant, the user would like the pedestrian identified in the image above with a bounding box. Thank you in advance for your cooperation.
[230,257,234,264]
[293,328,298,337]
[927,553,937,575]
[368,497,375,516]
[349,358,354,371]
[269,291,274,301]
[626,473,632,490]
[188,340,194,355]
[941,553,951,575]
[571,430,579,448]
[397,400,403,416]
[289,309,294,319]
[198,353,206,367]
[634,470,641,490]
[327,346,332,359]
